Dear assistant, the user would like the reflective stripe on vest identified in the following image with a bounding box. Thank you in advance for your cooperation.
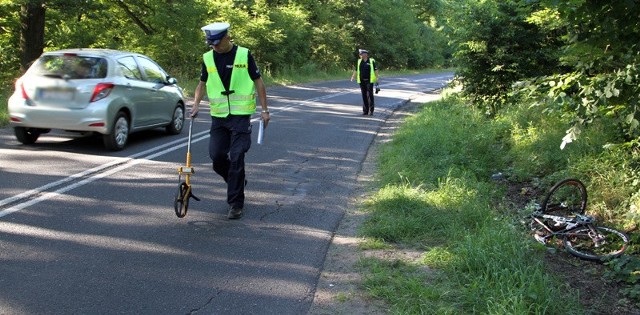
[356,58,377,84]
[203,46,256,117]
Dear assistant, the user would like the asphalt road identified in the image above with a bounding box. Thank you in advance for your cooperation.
[0,73,452,314]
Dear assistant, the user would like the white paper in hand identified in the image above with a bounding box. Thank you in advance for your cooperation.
[257,119,265,144]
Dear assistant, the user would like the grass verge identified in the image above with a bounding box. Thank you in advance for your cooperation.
[356,94,594,314]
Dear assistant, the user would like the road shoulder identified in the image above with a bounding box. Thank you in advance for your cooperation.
[308,94,441,314]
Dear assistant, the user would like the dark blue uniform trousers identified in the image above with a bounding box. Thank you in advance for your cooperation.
[359,81,375,114]
[209,114,252,209]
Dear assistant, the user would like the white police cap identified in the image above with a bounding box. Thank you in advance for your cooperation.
[359,49,369,55]
[201,22,230,45]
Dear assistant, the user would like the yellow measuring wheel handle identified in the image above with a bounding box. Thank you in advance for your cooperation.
[177,152,196,185]
[177,152,195,176]
[177,166,195,175]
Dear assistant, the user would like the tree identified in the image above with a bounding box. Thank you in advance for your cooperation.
[0,1,21,84]
[445,0,563,115]
[268,3,312,72]
[19,0,45,71]
[354,0,446,70]
[112,0,155,35]
[0,0,451,89]
[524,0,640,147]
[16,0,91,70]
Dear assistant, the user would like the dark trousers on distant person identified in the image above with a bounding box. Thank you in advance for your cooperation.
[359,81,375,115]
[208,114,252,209]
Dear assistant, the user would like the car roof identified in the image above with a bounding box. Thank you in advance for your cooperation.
[41,48,141,59]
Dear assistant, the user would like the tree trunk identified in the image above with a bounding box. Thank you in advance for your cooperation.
[113,0,154,35]
[19,1,46,72]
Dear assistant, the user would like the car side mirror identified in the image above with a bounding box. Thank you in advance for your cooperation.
[166,76,177,85]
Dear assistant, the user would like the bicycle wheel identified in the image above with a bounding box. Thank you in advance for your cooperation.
[563,225,629,261]
[542,178,587,216]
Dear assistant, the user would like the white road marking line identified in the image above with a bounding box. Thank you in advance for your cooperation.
[0,76,451,218]
[0,129,211,217]
[0,96,314,217]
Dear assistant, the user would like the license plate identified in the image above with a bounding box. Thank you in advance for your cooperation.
[38,89,74,101]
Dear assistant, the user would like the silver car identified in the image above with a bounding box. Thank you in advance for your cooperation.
[8,49,185,150]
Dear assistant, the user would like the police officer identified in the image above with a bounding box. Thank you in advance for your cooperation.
[350,49,379,115]
[190,22,270,220]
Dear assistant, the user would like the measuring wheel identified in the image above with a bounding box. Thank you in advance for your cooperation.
[173,117,200,218]
[174,182,190,218]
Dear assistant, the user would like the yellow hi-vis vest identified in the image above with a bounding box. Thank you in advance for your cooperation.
[356,58,377,84]
[203,46,256,117]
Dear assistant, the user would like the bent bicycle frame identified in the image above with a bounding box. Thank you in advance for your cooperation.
[531,211,629,261]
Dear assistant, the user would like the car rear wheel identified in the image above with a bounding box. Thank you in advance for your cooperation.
[166,104,185,135]
[14,127,42,145]
[103,112,130,151]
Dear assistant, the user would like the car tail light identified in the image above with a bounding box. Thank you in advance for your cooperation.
[90,83,114,102]
[16,79,29,100]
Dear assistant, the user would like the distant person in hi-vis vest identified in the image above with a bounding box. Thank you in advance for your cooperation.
[191,22,270,220]
[350,49,380,115]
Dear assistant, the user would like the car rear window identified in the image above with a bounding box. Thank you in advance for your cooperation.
[31,54,108,79]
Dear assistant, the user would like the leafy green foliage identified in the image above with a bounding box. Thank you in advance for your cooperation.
[607,254,640,283]
[0,0,450,103]
[606,255,640,300]
[523,56,640,148]
[445,0,564,115]
[357,0,447,69]
[267,3,312,72]
[0,1,21,84]
[497,97,618,181]
[450,0,640,147]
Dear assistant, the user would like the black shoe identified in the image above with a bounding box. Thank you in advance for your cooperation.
[363,112,368,115]
[369,111,374,116]
[227,207,244,220]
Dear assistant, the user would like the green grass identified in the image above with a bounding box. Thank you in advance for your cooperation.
[357,257,461,314]
[375,96,510,188]
[357,94,591,314]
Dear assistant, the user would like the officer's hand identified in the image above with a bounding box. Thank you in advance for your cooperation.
[189,106,199,119]
[261,111,270,128]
